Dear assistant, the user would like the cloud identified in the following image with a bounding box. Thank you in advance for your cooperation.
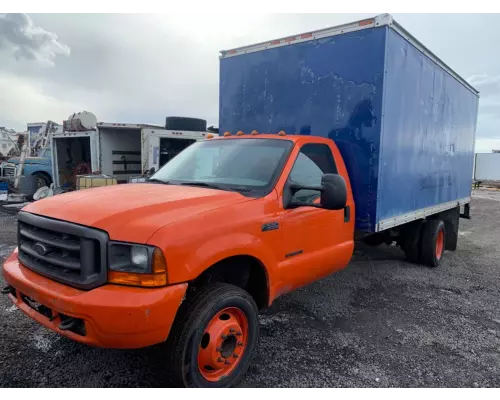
[0,73,83,130]
[467,74,500,97]
[0,13,500,153]
[0,13,70,66]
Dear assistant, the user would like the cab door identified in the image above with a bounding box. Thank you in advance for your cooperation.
[279,143,354,290]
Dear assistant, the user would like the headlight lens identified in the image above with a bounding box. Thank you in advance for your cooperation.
[109,243,153,273]
[131,246,149,269]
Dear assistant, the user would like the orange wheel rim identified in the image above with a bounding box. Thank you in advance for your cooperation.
[435,229,444,259]
[197,307,249,382]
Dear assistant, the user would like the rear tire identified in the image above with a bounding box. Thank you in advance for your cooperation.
[420,219,446,268]
[164,283,259,388]
[401,221,424,263]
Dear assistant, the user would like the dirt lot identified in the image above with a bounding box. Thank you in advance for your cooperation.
[1,190,499,387]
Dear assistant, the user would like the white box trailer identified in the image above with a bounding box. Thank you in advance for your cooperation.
[51,122,209,189]
[474,153,500,182]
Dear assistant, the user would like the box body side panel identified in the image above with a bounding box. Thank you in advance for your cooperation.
[219,27,387,231]
[378,28,478,225]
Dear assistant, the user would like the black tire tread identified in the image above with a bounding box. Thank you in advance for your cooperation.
[420,219,445,268]
[33,172,51,188]
[164,283,258,388]
[165,116,207,132]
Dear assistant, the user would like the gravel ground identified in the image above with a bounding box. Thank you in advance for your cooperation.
[1,190,499,387]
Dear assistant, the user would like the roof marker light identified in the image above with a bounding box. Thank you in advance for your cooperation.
[224,132,231,137]
[250,130,259,135]
[236,131,245,136]
[278,131,286,136]
[206,133,214,139]
[359,19,374,27]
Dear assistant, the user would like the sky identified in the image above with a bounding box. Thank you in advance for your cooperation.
[0,13,499,152]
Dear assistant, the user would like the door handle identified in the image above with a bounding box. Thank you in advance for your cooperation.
[344,206,350,223]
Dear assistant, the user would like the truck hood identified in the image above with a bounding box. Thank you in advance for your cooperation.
[22,183,253,243]
[8,157,50,165]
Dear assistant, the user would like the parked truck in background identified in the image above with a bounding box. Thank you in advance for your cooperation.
[51,114,209,189]
[2,14,478,387]
[474,152,500,183]
[7,147,53,188]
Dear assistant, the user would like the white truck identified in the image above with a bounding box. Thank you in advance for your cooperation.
[474,152,500,182]
[51,115,210,189]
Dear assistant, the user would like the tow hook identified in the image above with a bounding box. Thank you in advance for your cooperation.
[1,285,14,295]
[59,317,80,331]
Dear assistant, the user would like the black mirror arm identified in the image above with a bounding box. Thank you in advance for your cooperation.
[289,184,324,194]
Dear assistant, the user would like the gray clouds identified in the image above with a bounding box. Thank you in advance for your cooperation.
[0,13,70,65]
[0,13,499,152]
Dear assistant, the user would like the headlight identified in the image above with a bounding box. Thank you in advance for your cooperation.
[109,243,153,273]
[108,242,167,287]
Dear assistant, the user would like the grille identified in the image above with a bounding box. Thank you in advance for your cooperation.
[1,164,16,180]
[17,211,108,290]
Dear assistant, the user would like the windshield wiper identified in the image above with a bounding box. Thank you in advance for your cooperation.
[146,178,171,185]
[179,182,224,190]
[179,182,253,193]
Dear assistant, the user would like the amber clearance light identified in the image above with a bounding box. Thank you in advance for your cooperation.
[108,248,168,288]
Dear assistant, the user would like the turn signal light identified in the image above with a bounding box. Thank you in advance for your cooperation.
[108,271,167,287]
[152,248,167,274]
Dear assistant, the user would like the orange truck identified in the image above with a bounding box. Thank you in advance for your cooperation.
[2,15,477,387]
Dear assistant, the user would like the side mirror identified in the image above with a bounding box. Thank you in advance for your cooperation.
[148,167,156,175]
[320,173,347,210]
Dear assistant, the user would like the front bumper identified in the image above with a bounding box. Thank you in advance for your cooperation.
[2,249,187,349]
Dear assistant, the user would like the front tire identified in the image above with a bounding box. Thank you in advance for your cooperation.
[165,283,259,388]
[33,172,51,189]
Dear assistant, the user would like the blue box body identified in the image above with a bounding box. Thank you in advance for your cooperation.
[219,26,479,232]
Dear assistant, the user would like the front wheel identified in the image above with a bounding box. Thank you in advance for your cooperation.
[165,283,259,387]
[33,172,51,189]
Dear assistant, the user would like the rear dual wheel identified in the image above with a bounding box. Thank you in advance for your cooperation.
[165,283,259,388]
[420,219,446,268]
[402,219,446,267]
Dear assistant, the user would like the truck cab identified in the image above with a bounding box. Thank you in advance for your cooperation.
[8,147,53,188]
[2,133,353,387]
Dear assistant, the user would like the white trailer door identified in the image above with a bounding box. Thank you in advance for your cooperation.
[51,131,99,187]
[142,129,209,173]
[475,153,500,181]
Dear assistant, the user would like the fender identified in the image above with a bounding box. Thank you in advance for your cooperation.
[164,232,278,296]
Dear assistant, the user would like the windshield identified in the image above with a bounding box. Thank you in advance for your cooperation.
[150,138,293,194]
[38,148,50,158]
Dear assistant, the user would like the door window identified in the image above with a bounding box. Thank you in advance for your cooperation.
[288,144,337,204]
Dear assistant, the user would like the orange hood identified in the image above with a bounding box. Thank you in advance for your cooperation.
[22,184,252,243]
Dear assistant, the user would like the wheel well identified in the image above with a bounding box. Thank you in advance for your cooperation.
[191,256,269,309]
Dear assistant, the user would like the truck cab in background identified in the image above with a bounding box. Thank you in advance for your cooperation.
[7,147,53,188]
